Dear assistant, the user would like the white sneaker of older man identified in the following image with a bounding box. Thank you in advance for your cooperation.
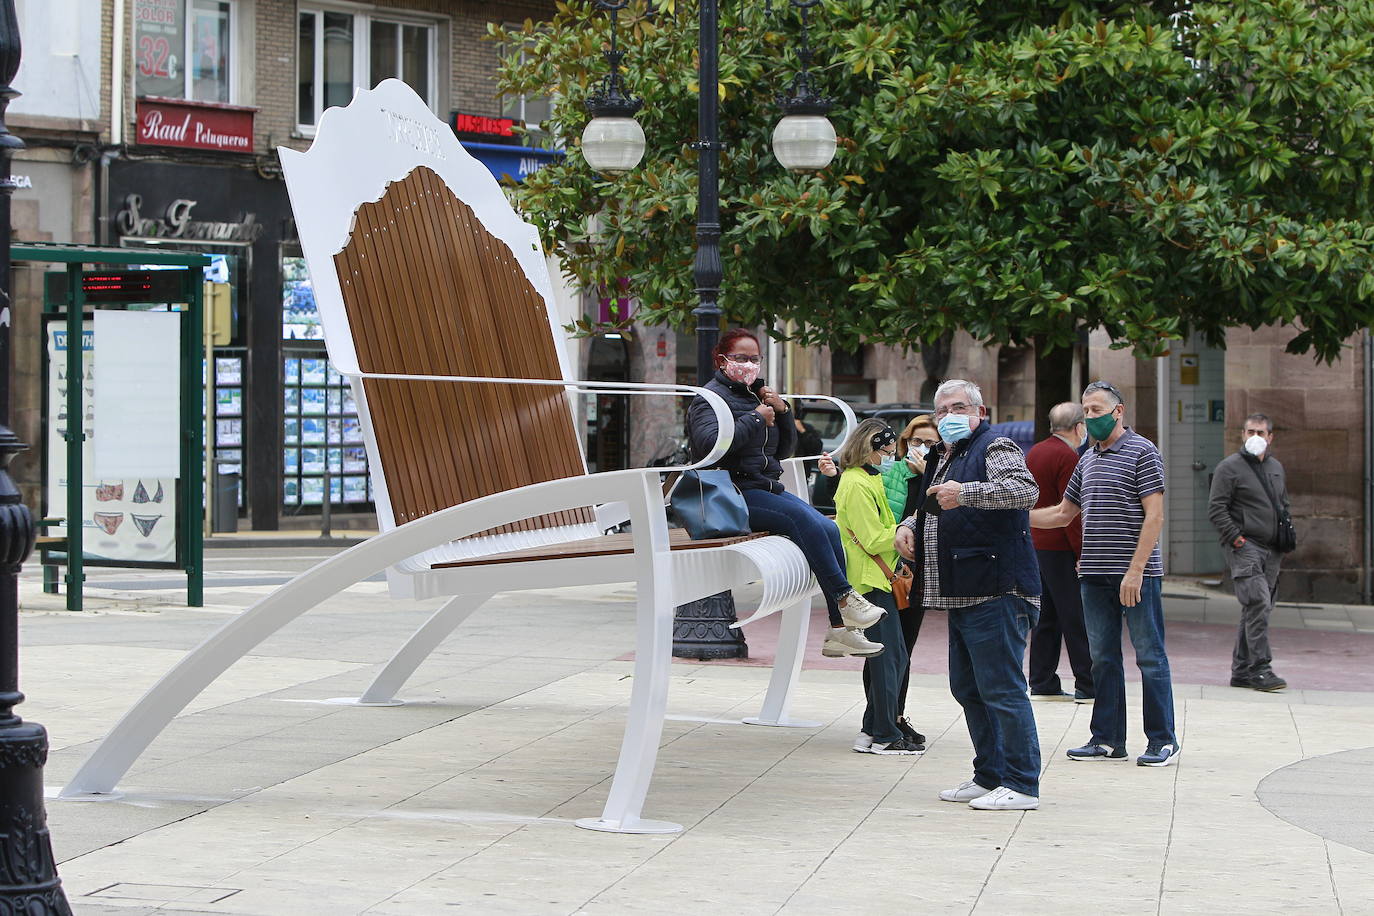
[938,778,994,803]
[968,786,1039,811]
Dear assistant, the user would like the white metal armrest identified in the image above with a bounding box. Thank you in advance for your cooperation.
[779,393,857,461]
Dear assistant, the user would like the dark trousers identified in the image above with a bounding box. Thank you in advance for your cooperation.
[863,602,925,719]
[1228,541,1282,678]
[740,488,849,627]
[859,589,907,744]
[1027,549,1093,695]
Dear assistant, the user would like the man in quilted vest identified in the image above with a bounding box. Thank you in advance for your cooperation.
[895,379,1043,811]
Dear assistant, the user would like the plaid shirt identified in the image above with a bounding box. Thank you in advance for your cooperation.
[901,435,1041,610]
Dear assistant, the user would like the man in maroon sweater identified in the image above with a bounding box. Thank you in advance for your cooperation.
[1025,402,1094,702]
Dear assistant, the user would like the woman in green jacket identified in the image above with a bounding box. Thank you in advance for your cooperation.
[833,419,925,756]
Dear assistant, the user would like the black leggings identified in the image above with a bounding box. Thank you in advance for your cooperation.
[862,603,926,718]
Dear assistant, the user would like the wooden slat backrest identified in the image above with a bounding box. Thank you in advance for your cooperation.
[332,165,592,534]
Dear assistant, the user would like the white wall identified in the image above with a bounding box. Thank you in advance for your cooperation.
[12,0,103,121]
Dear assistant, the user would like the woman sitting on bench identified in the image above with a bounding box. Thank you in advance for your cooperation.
[686,328,887,658]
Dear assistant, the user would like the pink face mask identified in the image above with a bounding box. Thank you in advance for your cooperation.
[722,359,761,387]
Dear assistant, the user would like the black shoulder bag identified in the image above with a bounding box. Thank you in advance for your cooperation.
[1243,459,1297,554]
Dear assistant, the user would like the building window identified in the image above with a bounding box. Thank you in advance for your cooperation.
[499,28,552,132]
[298,8,436,131]
[135,0,236,103]
[831,347,873,402]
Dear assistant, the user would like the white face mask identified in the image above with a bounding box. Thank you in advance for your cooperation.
[909,443,929,461]
[1244,434,1268,457]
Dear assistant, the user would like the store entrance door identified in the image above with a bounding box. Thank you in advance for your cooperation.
[585,334,630,473]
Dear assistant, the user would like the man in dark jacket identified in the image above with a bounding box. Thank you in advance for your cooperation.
[1025,402,1094,703]
[1207,413,1289,692]
[896,379,1042,810]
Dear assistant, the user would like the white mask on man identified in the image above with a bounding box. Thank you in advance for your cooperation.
[1244,434,1268,457]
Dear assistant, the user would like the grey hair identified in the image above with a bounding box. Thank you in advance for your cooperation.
[836,418,895,471]
[1245,412,1273,433]
[933,378,984,407]
[1048,401,1084,431]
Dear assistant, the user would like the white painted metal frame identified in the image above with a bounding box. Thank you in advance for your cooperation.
[59,80,858,835]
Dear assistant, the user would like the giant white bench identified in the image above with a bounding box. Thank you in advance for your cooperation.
[59,79,854,834]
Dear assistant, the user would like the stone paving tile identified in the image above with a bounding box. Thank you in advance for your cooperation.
[21,568,1374,916]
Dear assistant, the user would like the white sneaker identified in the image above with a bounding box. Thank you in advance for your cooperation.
[938,778,993,803]
[852,732,873,752]
[821,626,885,658]
[837,589,886,629]
[968,786,1039,811]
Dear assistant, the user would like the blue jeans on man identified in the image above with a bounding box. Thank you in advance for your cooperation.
[947,595,1041,797]
[741,488,849,627]
[1079,574,1177,749]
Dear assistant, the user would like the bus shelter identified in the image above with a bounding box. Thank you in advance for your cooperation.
[13,243,207,611]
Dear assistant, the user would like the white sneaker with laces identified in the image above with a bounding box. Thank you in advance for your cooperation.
[852,732,873,752]
[837,590,886,629]
[968,786,1039,810]
[821,626,885,658]
[938,778,993,803]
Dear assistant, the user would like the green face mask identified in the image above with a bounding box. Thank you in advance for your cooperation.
[1084,411,1119,442]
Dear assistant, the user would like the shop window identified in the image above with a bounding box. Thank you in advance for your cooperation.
[282,354,374,510]
[135,0,237,104]
[499,27,552,133]
[282,254,321,340]
[298,8,436,131]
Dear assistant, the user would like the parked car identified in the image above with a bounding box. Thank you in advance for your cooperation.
[797,402,933,512]
[797,401,935,454]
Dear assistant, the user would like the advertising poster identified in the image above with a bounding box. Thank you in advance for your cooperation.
[47,321,179,564]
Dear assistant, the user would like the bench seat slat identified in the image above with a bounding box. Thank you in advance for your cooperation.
[430,529,769,569]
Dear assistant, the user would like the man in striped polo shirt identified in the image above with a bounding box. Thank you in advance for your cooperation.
[1030,381,1179,767]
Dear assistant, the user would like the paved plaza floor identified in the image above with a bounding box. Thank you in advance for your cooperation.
[15,547,1374,915]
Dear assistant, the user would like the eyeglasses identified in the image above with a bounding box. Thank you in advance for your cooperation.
[723,354,761,365]
[933,402,977,419]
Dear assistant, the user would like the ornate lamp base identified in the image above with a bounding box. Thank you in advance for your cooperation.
[672,591,748,659]
[0,721,70,914]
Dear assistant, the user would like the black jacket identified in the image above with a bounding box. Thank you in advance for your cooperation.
[686,370,796,493]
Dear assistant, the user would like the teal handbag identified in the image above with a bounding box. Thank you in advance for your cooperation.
[669,470,751,540]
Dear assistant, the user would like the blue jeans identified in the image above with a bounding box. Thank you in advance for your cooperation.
[742,488,850,627]
[947,596,1041,797]
[1080,575,1177,749]
[860,589,906,744]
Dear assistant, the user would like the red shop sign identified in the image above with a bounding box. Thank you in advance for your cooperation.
[136,97,256,153]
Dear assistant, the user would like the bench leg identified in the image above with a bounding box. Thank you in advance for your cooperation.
[43,564,59,594]
[576,559,680,834]
[57,532,411,800]
[742,598,822,728]
[348,594,492,705]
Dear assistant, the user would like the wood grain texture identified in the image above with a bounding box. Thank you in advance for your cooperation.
[333,167,593,536]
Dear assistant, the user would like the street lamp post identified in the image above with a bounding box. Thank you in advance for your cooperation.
[582,0,836,659]
[0,3,72,912]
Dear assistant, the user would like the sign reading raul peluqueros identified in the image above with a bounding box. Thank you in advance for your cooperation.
[136,97,255,153]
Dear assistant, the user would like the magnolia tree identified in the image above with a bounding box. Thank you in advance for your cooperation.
[495,0,1374,361]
